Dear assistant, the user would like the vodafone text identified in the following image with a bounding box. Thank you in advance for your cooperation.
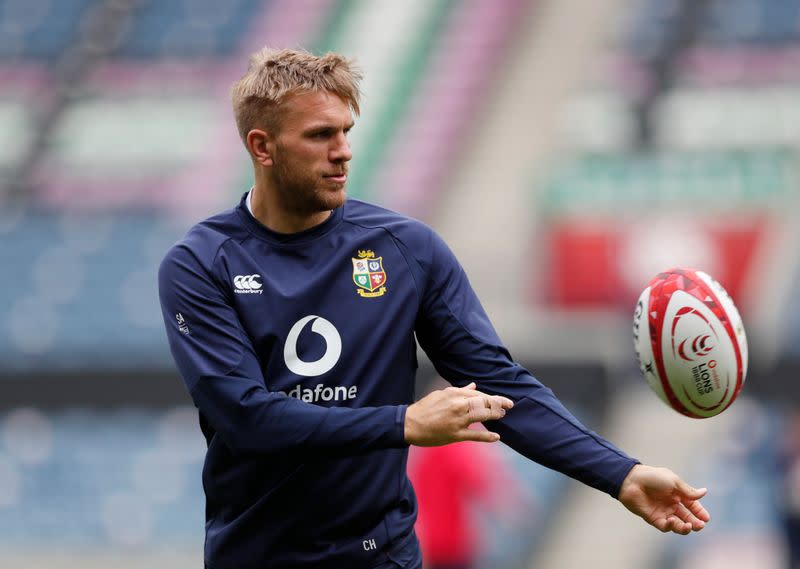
[279,383,357,402]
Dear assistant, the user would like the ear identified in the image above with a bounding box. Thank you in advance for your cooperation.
[246,128,274,166]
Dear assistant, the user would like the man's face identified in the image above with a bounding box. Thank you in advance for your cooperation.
[269,91,354,215]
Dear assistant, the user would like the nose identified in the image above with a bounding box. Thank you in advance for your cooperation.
[330,132,352,163]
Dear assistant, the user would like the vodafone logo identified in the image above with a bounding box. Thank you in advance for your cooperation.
[284,315,342,377]
[234,274,263,294]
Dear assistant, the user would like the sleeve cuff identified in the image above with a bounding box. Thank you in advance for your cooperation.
[394,404,409,447]
[611,459,641,499]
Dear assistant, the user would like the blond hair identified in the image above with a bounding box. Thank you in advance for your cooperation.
[231,47,362,143]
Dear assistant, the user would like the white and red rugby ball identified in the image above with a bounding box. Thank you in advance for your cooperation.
[633,267,748,418]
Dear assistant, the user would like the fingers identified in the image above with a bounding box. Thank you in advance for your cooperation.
[451,382,514,424]
[652,501,708,535]
[676,478,711,525]
[455,385,512,442]
[653,515,692,535]
[457,427,501,443]
[465,393,513,423]
[685,497,711,523]
[491,393,514,412]
[674,502,706,531]
[455,383,515,410]
[465,389,513,411]
[466,396,494,423]
[676,478,708,501]
[667,516,693,535]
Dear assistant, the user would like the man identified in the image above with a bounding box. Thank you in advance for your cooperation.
[158,48,710,569]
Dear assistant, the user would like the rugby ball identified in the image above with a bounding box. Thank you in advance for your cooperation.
[633,267,748,418]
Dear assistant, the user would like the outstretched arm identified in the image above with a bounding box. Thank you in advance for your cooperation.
[618,464,710,535]
[408,228,638,496]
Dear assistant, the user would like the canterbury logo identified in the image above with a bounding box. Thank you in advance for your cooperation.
[233,274,263,294]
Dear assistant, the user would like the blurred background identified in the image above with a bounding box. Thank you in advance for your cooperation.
[0,0,799,567]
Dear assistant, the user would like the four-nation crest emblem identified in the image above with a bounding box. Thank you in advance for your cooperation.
[352,249,387,298]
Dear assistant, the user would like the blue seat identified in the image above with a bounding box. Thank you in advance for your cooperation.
[627,0,800,57]
[0,211,187,372]
[0,407,205,546]
[0,0,93,60]
[116,0,264,59]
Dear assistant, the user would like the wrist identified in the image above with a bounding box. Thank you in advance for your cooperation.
[397,404,411,446]
[617,462,643,500]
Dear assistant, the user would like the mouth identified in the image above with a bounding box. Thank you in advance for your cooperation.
[323,173,347,184]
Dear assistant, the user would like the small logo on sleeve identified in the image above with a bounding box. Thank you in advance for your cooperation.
[352,250,387,298]
[233,274,263,294]
[176,313,190,335]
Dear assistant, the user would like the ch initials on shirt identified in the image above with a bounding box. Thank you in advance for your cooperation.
[363,538,377,551]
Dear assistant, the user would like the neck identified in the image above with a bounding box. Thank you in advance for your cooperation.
[250,177,332,235]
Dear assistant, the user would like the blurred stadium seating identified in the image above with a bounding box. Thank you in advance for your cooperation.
[0,1,799,568]
[0,405,205,548]
[0,211,184,371]
[661,397,789,569]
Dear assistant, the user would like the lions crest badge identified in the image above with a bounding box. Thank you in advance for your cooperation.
[352,250,387,298]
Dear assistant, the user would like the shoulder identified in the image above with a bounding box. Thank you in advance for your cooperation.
[343,199,437,248]
[160,206,248,272]
[342,199,461,289]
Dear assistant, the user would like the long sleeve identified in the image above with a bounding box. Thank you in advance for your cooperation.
[158,243,407,456]
[410,230,638,498]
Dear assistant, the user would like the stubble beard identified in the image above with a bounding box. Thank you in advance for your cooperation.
[273,152,347,217]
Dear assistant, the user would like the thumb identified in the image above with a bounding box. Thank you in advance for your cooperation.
[676,479,707,500]
[463,382,477,390]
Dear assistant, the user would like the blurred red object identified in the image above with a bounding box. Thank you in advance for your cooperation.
[542,216,764,309]
[409,431,523,569]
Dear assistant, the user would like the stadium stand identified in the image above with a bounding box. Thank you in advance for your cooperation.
[0,211,185,371]
[0,0,94,61]
[660,398,788,569]
[116,0,263,59]
[0,406,205,547]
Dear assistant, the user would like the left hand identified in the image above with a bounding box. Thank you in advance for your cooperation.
[618,464,710,535]
[404,382,513,446]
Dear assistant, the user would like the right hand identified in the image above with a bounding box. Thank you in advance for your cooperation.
[404,382,514,446]
[618,464,710,535]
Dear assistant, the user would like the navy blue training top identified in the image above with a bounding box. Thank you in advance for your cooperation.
[158,193,638,569]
